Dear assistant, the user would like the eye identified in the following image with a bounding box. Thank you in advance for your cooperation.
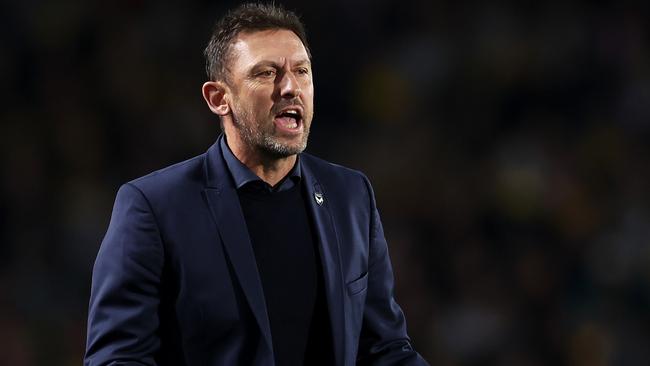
[296,67,310,75]
[257,69,276,78]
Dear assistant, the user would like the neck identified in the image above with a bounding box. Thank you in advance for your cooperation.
[224,131,297,187]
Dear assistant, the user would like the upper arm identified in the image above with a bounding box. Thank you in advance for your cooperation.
[85,183,164,366]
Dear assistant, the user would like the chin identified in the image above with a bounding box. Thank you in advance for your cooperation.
[261,138,308,158]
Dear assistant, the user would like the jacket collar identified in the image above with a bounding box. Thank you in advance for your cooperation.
[219,135,302,191]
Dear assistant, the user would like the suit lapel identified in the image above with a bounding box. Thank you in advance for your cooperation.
[202,140,274,357]
[301,158,346,366]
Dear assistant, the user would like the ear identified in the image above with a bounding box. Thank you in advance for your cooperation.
[202,81,230,116]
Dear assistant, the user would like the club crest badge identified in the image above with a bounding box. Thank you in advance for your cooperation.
[314,192,324,206]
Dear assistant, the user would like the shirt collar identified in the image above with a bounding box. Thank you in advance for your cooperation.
[220,135,301,191]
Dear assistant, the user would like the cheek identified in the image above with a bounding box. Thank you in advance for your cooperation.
[302,81,314,100]
[301,79,314,93]
[248,90,274,113]
[235,96,264,118]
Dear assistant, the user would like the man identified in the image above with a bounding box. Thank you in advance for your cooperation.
[85,3,428,366]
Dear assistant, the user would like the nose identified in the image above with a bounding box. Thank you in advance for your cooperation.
[278,71,301,99]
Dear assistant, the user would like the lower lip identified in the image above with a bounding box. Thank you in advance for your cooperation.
[273,117,304,135]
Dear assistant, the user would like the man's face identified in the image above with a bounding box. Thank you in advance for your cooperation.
[225,29,314,158]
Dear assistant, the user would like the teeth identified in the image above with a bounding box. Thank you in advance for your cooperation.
[287,122,297,128]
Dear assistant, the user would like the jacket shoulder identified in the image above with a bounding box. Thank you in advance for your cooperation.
[301,152,369,183]
[300,152,373,201]
[127,153,206,197]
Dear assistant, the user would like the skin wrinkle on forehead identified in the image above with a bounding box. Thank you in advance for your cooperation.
[231,37,311,71]
[222,28,309,86]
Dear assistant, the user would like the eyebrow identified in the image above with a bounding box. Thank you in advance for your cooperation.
[250,59,312,71]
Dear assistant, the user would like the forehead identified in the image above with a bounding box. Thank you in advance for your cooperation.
[229,29,310,70]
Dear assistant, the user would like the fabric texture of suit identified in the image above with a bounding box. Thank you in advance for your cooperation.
[85,136,429,366]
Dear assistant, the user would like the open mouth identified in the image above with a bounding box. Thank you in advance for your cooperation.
[274,107,303,132]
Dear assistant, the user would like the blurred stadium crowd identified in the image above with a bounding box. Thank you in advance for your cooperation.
[1,0,649,365]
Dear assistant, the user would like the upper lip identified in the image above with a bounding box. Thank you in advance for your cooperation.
[276,106,304,119]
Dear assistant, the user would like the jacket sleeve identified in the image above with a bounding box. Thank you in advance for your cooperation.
[85,183,164,366]
[356,176,430,366]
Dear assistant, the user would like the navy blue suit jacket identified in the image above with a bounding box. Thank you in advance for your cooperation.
[85,138,429,366]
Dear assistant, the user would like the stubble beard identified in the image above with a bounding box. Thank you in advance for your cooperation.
[231,104,311,159]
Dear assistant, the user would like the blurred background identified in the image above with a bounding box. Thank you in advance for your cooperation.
[2,0,650,365]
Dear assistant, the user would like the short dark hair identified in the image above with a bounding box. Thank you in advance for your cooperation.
[204,2,311,82]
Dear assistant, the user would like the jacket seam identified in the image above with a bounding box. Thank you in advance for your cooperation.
[125,182,166,258]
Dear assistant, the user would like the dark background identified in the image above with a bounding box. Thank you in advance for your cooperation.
[2,0,650,365]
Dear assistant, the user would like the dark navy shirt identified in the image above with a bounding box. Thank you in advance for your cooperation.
[220,135,332,365]
[219,136,301,192]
